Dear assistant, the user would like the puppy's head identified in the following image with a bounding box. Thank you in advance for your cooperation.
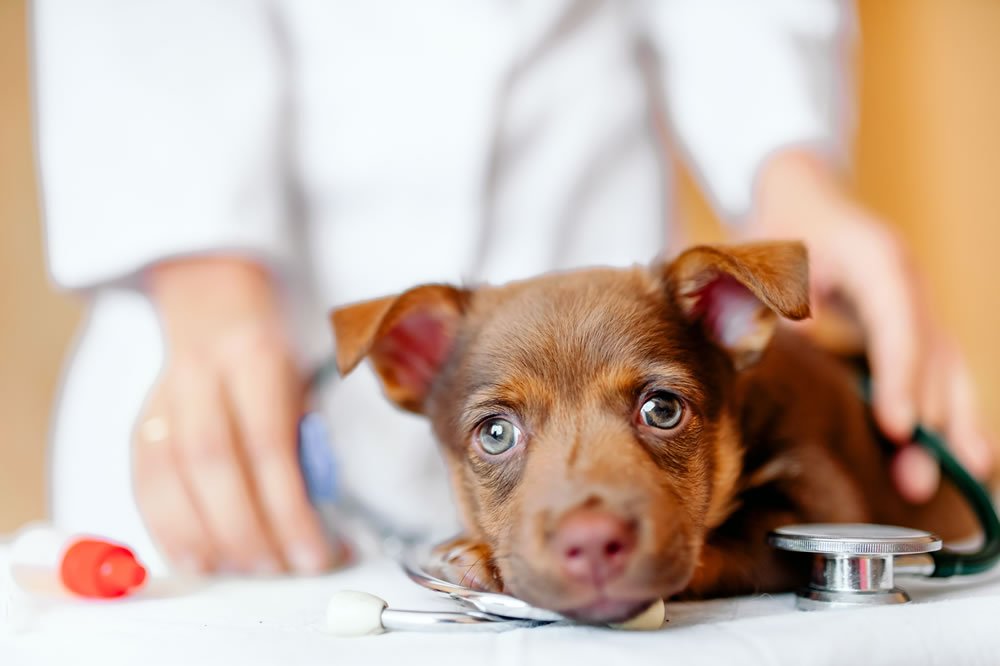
[331,242,809,622]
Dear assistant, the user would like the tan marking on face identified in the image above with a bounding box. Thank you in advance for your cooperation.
[704,415,745,529]
[743,455,804,490]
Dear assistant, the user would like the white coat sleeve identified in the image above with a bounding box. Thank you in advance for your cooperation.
[32,1,291,289]
[643,0,856,221]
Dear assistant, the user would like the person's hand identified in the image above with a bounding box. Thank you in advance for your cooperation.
[752,150,995,503]
[134,257,337,575]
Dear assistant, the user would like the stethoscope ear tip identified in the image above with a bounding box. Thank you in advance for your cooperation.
[325,590,388,637]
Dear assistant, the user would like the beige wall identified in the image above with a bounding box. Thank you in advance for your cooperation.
[854,1,1000,441]
[0,0,81,531]
[1,1,998,531]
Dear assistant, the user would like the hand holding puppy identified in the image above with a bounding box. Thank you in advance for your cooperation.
[753,150,995,502]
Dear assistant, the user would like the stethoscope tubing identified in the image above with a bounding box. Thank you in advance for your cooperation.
[854,372,1000,578]
[913,425,1000,577]
[380,608,544,632]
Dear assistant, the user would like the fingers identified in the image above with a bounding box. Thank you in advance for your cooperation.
[917,335,949,440]
[136,357,336,576]
[227,354,334,574]
[892,344,992,504]
[169,365,283,575]
[837,226,921,441]
[751,161,994,503]
[943,349,994,478]
[134,392,217,573]
[818,219,995,502]
[141,259,341,577]
[891,445,940,504]
[915,333,993,479]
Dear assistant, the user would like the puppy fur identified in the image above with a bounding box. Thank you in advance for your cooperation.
[331,242,975,623]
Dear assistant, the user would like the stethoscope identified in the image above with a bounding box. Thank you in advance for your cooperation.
[300,363,1000,633]
[768,420,1000,610]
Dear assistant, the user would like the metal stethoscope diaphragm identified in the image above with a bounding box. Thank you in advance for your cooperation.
[768,422,1000,610]
[769,522,941,609]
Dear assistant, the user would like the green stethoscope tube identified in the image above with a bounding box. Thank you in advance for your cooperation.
[913,425,1000,577]
[859,374,1000,577]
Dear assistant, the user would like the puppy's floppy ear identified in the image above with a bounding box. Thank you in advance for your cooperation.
[330,285,469,413]
[663,241,810,369]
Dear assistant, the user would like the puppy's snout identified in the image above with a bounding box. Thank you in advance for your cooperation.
[551,508,637,587]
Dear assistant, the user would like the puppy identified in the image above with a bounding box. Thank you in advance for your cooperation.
[330,241,973,624]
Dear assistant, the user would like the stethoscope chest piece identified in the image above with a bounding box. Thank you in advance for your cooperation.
[768,523,942,610]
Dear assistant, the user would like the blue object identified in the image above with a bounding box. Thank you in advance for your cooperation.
[297,412,339,503]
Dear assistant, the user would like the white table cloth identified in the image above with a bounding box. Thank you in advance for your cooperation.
[3,544,999,665]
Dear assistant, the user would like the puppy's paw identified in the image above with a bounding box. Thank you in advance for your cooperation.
[427,536,504,592]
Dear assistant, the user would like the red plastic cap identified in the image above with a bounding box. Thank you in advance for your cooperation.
[60,538,148,599]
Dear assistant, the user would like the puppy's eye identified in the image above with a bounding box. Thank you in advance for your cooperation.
[477,418,521,455]
[639,392,684,429]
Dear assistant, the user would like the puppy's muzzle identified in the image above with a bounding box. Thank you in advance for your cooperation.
[550,507,638,587]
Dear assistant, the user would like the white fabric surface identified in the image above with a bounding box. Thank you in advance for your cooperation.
[3,542,1000,666]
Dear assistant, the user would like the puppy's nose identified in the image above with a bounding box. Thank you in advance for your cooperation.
[552,508,637,587]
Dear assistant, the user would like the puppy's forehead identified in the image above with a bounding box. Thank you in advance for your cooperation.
[473,268,662,347]
[458,267,699,402]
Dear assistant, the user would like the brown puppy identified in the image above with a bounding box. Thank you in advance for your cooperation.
[330,241,973,624]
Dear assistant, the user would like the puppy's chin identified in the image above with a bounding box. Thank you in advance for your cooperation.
[559,597,656,625]
[504,558,694,624]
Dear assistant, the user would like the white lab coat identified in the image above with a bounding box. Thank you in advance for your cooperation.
[33,0,853,573]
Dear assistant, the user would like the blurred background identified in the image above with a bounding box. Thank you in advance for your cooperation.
[1,0,998,532]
